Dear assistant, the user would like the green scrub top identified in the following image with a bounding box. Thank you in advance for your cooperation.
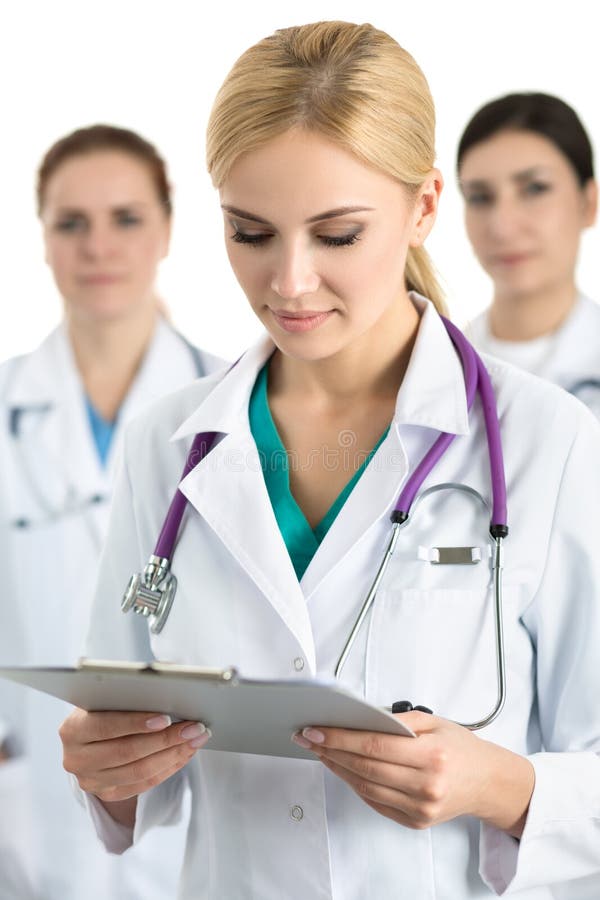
[248,363,390,580]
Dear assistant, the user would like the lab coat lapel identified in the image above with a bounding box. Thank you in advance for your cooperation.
[173,338,316,665]
[550,294,600,389]
[106,319,200,480]
[6,326,109,511]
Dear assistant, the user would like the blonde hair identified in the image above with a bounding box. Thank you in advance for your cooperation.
[207,21,446,314]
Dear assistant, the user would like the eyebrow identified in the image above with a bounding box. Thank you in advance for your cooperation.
[52,202,151,215]
[221,204,374,225]
[460,166,551,190]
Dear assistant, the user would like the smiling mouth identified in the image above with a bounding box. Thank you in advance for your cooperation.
[271,309,334,332]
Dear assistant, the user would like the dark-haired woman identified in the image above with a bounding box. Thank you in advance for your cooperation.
[0,125,223,899]
[458,93,600,415]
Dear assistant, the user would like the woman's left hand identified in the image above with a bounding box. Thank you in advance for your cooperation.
[292,711,534,837]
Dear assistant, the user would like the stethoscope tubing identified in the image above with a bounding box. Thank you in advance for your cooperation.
[123,318,510,729]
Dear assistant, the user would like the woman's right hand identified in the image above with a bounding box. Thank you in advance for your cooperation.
[60,708,210,819]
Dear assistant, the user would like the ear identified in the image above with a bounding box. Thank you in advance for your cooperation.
[582,178,598,228]
[409,169,444,248]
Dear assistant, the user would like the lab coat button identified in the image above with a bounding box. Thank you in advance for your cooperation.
[293,656,305,671]
[290,805,304,821]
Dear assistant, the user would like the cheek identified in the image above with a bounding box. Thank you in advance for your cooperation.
[128,233,167,273]
[351,233,408,293]
[463,213,487,252]
[227,248,267,299]
[44,243,74,281]
[537,202,584,256]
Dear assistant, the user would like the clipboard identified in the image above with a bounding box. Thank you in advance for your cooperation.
[0,660,414,760]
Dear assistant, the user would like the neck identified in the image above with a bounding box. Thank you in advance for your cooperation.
[489,280,579,341]
[270,295,421,408]
[67,303,159,421]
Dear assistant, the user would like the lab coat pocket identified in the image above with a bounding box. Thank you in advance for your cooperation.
[366,585,508,726]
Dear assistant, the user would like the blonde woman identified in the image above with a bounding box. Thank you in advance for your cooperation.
[59,24,600,899]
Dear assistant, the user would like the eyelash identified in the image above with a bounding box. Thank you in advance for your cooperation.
[230,231,361,248]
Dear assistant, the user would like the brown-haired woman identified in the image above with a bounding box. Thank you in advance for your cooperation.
[458,93,600,416]
[0,124,223,899]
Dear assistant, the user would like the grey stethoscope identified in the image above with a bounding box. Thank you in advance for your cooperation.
[123,317,509,731]
[5,329,206,539]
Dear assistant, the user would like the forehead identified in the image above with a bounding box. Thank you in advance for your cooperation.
[220,129,406,218]
[460,129,577,183]
[43,150,157,209]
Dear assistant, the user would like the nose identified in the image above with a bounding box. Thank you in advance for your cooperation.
[484,195,525,243]
[270,240,320,300]
[80,222,117,260]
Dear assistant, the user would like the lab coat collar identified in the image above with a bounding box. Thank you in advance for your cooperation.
[393,295,470,435]
[549,294,600,386]
[5,324,77,409]
[170,296,470,442]
[5,317,202,492]
[3,324,110,505]
[5,317,195,410]
[170,334,274,441]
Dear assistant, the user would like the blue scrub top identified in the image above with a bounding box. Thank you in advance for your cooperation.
[248,363,389,579]
[85,396,117,467]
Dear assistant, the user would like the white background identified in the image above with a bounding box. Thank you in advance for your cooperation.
[0,0,597,362]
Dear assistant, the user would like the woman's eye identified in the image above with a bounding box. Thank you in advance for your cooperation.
[230,230,272,246]
[464,193,493,208]
[320,232,361,247]
[54,217,86,233]
[523,181,550,198]
[115,212,142,227]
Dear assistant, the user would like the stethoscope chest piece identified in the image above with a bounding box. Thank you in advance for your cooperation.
[121,555,177,634]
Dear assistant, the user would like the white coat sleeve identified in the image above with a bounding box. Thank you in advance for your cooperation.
[75,433,188,853]
[479,409,600,894]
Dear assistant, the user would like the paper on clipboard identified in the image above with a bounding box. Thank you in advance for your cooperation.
[0,660,415,760]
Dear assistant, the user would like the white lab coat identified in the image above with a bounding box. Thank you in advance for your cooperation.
[467,294,600,418]
[0,319,225,900]
[81,298,600,899]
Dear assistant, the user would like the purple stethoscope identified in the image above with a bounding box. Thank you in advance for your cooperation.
[122,317,509,731]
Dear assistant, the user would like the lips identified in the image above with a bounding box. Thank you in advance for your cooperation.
[79,274,124,285]
[491,253,534,266]
[270,309,334,333]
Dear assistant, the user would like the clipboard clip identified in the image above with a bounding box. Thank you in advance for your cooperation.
[77,658,240,685]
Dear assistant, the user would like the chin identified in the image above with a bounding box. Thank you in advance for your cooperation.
[69,287,150,322]
[71,299,141,324]
[273,334,348,364]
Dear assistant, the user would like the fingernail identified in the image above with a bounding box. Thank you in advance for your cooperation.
[145,715,172,731]
[302,727,325,744]
[180,722,208,740]
[291,732,312,749]
[189,730,212,749]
